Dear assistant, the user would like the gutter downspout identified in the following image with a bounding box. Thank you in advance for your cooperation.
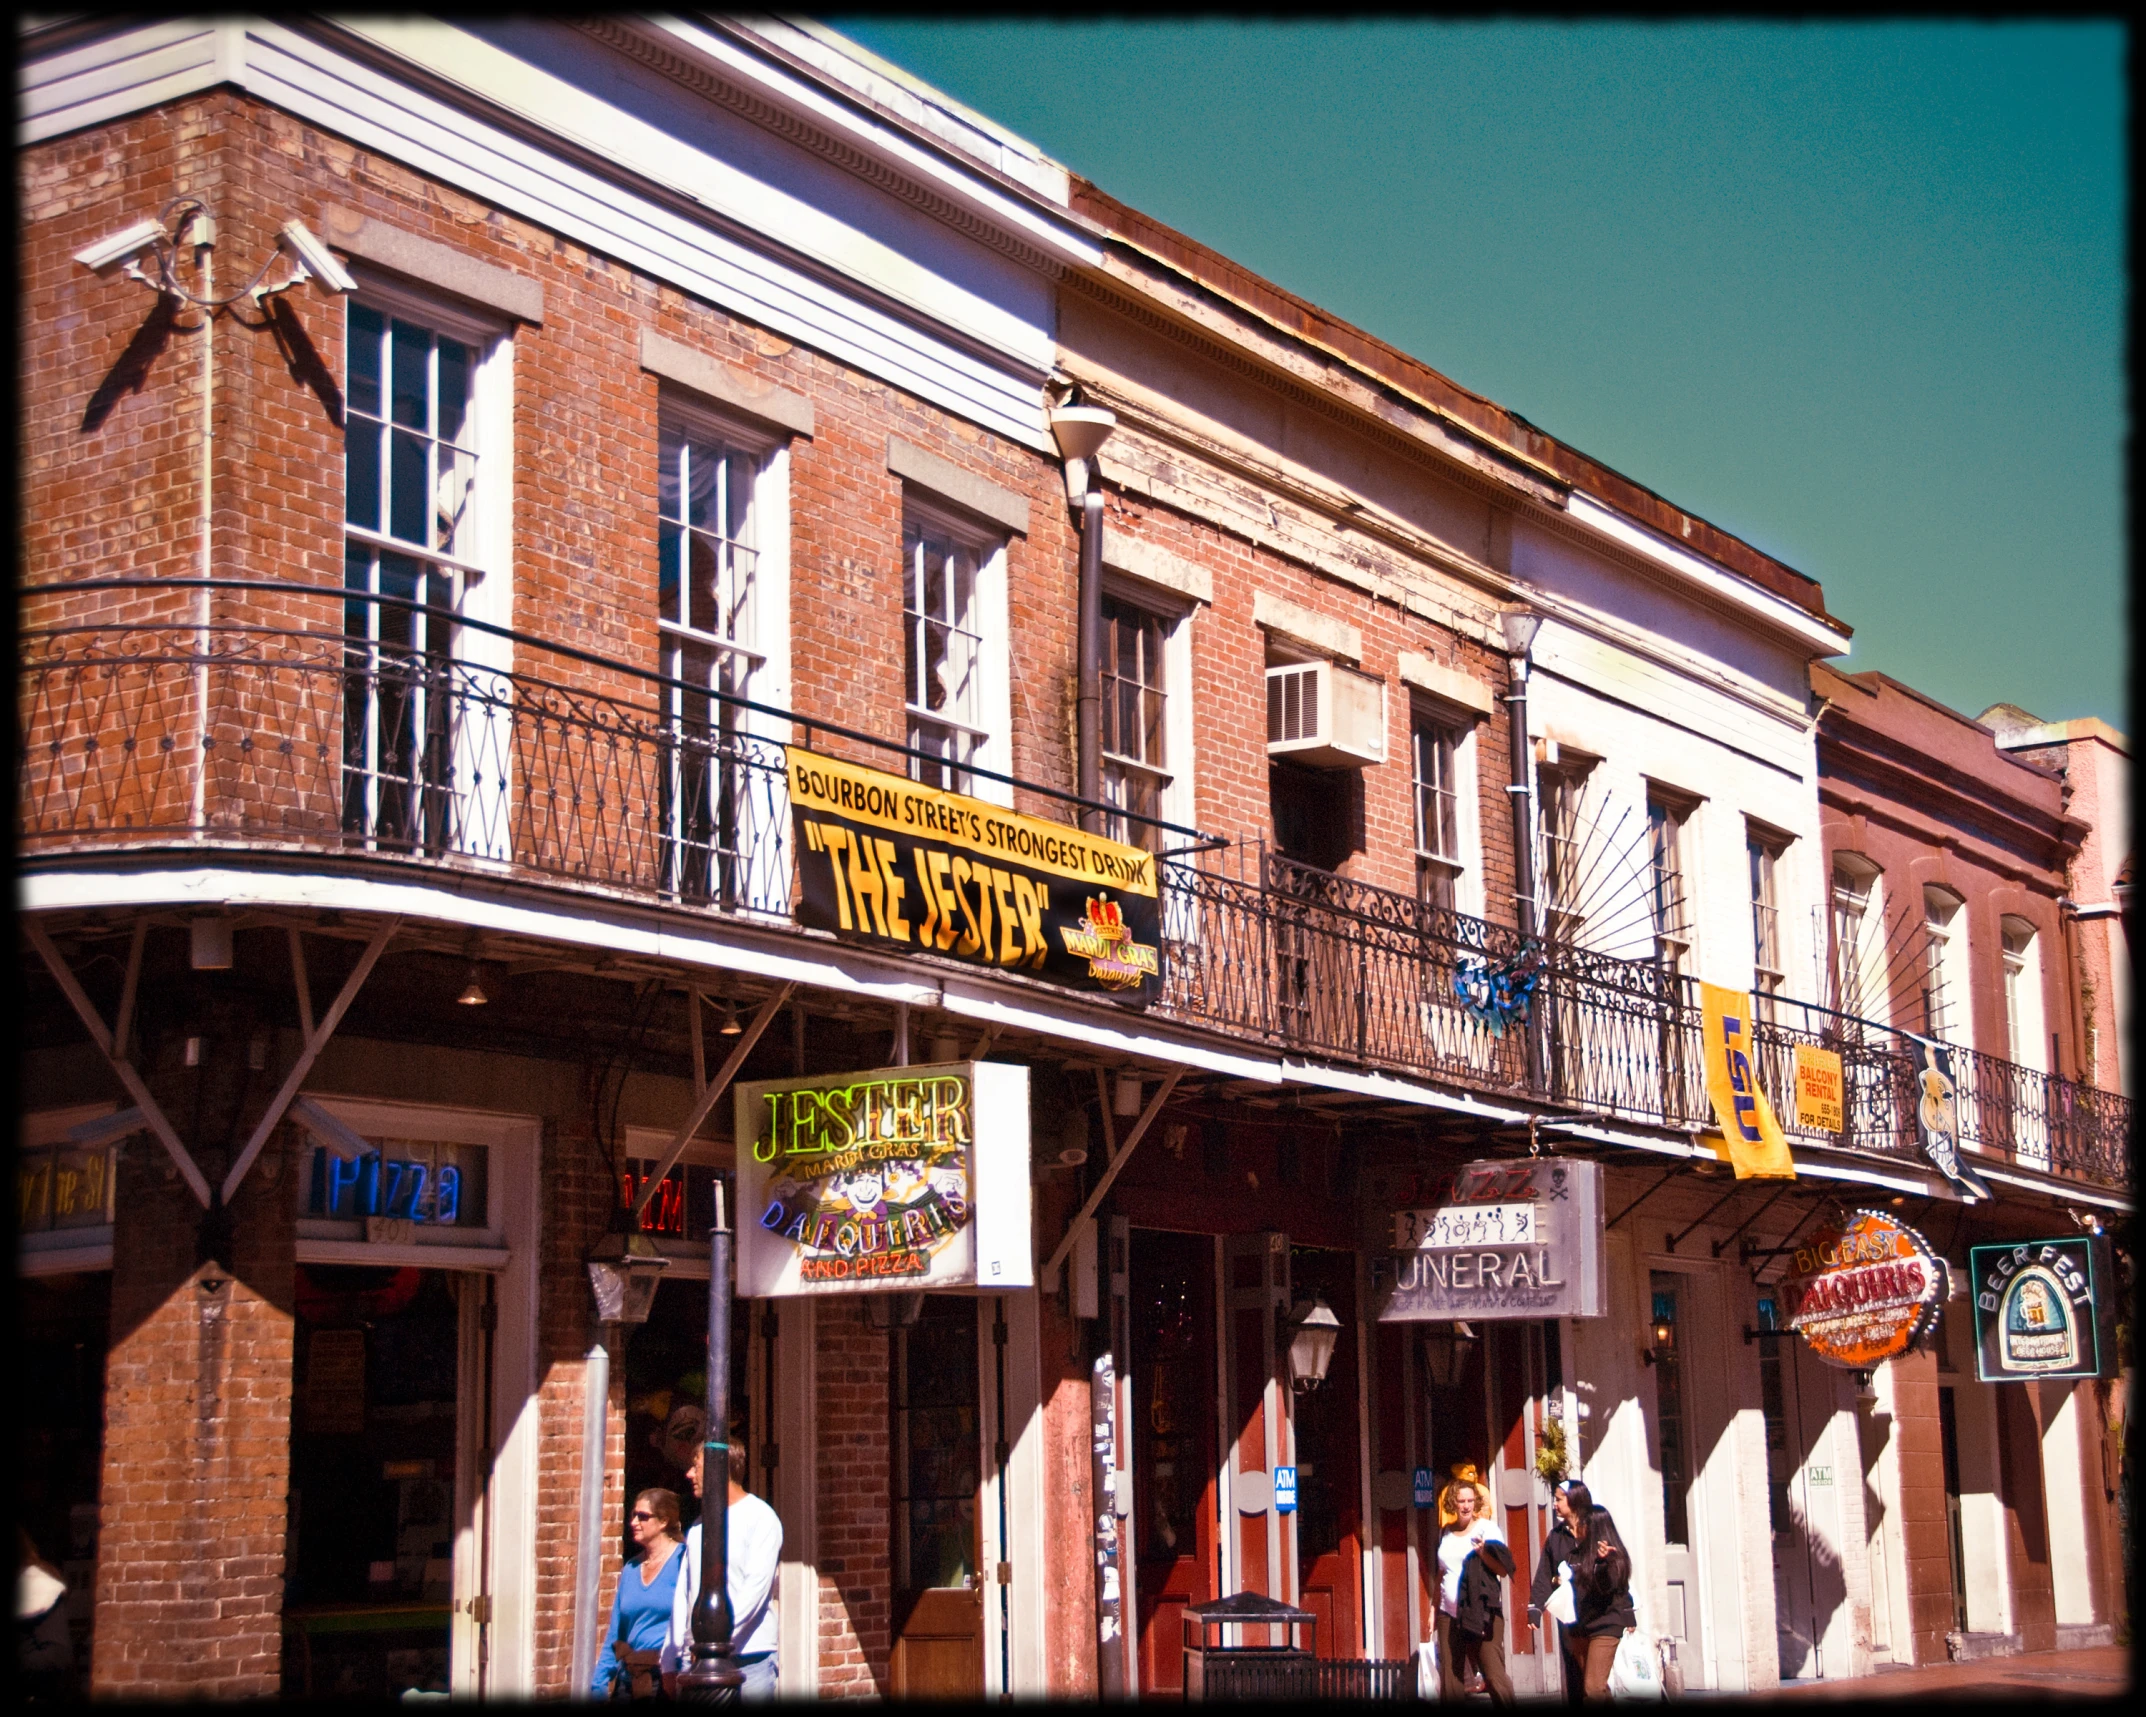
[1049,405,1117,833]
[571,1339,611,1698]
[1502,611,1545,1094]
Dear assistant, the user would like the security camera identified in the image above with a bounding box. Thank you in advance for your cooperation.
[74,216,169,274]
[277,219,357,295]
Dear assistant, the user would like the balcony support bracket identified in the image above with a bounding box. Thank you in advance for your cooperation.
[26,916,213,1208]
[222,916,401,1206]
[632,983,796,1222]
[1043,1067,1183,1291]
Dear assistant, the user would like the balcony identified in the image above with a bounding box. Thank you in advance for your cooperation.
[19,580,2129,1194]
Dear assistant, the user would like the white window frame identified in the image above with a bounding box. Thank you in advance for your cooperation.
[1830,855,1887,1027]
[1920,885,1972,1051]
[342,274,515,862]
[1409,695,1484,921]
[900,495,1011,808]
[653,394,792,911]
[1999,917,2047,1073]
[1100,570,1196,852]
[1746,821,1790,1016]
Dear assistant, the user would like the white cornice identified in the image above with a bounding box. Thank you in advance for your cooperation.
[1564,491,1850,657]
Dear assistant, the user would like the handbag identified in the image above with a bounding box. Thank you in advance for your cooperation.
[1607,1630,1664,1702]
[612,1646,665,1701]
[1414,1634,1441,1700]
[1546,1561,1578,1626]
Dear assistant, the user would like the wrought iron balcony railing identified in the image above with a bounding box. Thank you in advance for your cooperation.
[18,581,2129,1192]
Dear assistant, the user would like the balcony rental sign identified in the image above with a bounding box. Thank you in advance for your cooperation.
[787,748,1163,1001]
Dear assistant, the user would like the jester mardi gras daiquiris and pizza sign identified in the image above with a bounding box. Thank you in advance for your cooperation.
[1779,1209,1945,1369]
[735,1061,1032,1297]
[786,748,1164,1001]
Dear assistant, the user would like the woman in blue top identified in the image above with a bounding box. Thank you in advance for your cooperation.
[594,1488,686,1699]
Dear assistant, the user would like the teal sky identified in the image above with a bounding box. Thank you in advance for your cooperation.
[830,20,2127,729]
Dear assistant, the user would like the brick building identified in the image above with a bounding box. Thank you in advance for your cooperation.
[17,15,2128,1701]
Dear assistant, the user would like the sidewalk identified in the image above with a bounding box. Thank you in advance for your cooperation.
[1748,1644,2129,1700]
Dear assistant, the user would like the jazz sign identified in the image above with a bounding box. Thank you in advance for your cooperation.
[1372,1158,1607,1321]
[736,1061,1032,1296]
[1969,1237,2113,1383]
[1779,1209,1944,1368]
[788,748,1163,1001]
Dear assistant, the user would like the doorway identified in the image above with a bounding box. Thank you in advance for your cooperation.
[282,1265,464,1699]
[889,1296,985,1698]
[18,1270,108,1700]
[1648,1273,1706,1675]
[1290,1245,1365,1659]
[1130,1228,1219,1695]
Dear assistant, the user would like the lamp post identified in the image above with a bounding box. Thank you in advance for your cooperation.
[676,1181,742,1703]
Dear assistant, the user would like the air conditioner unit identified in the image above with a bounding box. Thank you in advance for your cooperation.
[1265,660,1387,768]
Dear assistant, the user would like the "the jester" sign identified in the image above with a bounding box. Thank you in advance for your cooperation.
[786,748,1164,1001]
[735,1061,1033,1296]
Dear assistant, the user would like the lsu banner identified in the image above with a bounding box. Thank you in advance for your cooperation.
[1699,982,1796,1179]
[787,748,1164,1001]
[1903,1034,1989,1201]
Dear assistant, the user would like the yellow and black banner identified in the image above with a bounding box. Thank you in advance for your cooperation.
[1700,981,1797,1180]
[787,748,1164,1001]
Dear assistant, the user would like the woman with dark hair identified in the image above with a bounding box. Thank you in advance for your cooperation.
[593,1488,685,1699]
[1527,1479,1635,1703]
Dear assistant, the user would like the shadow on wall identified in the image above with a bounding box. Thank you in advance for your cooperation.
[1780,1492,1849,1680]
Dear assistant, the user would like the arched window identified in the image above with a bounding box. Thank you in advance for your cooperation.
[1920,886,1971,1048]
[2000,917,2047,1072]
[1830,855,1884,1025]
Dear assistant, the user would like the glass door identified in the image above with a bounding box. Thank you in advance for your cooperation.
[890,1297,984,1697]
[1130,1229,1219,1694]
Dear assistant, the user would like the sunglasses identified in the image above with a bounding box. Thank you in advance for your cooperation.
[630,1511,658,1523]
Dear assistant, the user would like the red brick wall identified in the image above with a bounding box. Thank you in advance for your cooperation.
[94,1121,297,1698]
[812,1310,892,1695]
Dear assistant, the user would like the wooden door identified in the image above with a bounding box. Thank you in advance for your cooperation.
[1131,1229,1219,1696]
[1290,1245,1365,1659]
[1222,1232,1289,1628]
[890,1297,984,1698]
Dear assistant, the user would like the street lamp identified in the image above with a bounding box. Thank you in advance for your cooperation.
[1420,1320,1479,1389]
[585,1229,671,1326]
[677,1181,743,1703]
[1284,1295,1342,1392]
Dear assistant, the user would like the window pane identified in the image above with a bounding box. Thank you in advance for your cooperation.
[685,440,718,533]
[388,430,427,543]
[435,338,471,445]
[389,319,429,430]
[658,522,684,625]
[348,305,383,418]
[346,418,381,530]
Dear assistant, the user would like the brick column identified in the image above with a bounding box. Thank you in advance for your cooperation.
[814,1310,891,1695]
[1883,1345,1955,1666]
[92,1125,297,1697]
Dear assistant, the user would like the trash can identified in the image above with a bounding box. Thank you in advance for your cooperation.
[1180,1591,1315,1701]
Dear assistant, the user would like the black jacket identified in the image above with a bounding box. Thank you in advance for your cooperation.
[1454,1541,1512,1638]
[1528,1506,1636,1638]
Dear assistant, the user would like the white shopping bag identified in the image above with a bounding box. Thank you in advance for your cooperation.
[1546,1561,1578,1627]
[1608,1629,1665,1701]
[1415,1634,1441,1700]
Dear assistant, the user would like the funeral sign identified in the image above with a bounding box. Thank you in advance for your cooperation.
[1372,1158,1607,1321]
[736,1061,1033,1297]
[787,748,1163,1001]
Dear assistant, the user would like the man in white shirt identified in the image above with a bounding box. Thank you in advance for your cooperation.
[663,1436,783,1698]
[1435,1477,1515,1704]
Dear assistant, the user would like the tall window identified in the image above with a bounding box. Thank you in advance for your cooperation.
[1651,1276,1691,1544]
[1921,886,1965,1042]
[1748,827,1786,1019]
[1538,759,1592,942]
[1413,714,1463,913]
[1100,594,1170,852]
[1648,795,1693,975]
[657,412,764,903]
[2000,917,2045,1071]
[902,513,990,793]
[343,300,487,850]
[1831,858,1880,1024]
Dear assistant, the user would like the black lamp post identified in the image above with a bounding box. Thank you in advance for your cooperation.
[676,1180,743,1703]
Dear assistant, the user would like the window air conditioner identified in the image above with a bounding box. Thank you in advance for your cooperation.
[1265,660,1387,768]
